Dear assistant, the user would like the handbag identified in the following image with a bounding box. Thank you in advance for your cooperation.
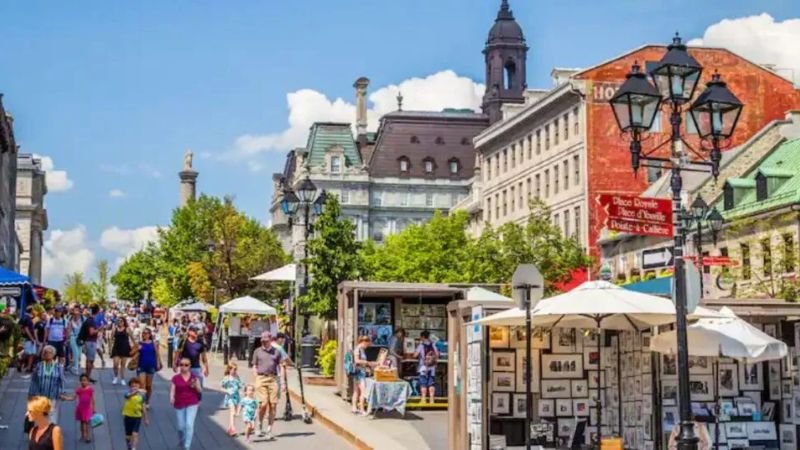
[127,342,140,370]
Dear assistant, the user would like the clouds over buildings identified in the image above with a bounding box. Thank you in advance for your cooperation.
[33,154,73,192]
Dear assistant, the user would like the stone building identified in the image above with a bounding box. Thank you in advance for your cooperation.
[15,154,47,284]
[0,96,19,271]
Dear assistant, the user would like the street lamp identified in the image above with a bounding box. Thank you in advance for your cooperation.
[683,196,724,297]
[610,33,743,450]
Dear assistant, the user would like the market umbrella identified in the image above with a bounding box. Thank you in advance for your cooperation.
[219,296,277,316]
[650,307,787,449]
[178,301,213,313]
[251,263,297,282]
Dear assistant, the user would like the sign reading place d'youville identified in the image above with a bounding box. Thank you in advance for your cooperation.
[599,194,673,238]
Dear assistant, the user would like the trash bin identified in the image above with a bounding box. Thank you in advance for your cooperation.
[300,335,320,368]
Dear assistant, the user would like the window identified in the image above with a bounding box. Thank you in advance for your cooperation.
[495,193,500,219]
[783,234,795,272]
[511,186,516,211]
[573,107,579,136]
[461,137,470,145]
[340,190,350,204]
[647,163,663,184]
[554,165,560,194]
[554,213,560,230]
[563,113,570,140]
[424,159,434,174]
[449,159,460,175]
[535,174,541,198]
[330,156,342,173]
[400,192,410,206]
[486,156,491,180]
[544,169,550,197]
[372,191,383,207]
[545,125,550,150]
[685,112,698,134]
[563,160,569,189]
[495,156,500,176]
[450,193,458,207]
[554,118,560,145]
[573,155,580,186]
[762,239,772,277]
[435,136,445,145]
[410,136,420,144]
[486,198,492,222]
[518,181,523,209]
[536,130,541,154]
[563,209,570,236]
[574,206,581,238]
[399,157,410,173]
[651,111,662,133]
[526,178,532,201]
[425,192,434,207]
[511,144,516,169]
[527,135,533,159]
[741,243,751,280]
[518,140,524,163]
[503,149,508,172]
[502,190,507,216]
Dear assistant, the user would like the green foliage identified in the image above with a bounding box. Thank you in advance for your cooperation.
[90,260,111,303]
[317,340,337,377]
[111,246,160,302]
[300,195,362,319]
[63,272,93,304]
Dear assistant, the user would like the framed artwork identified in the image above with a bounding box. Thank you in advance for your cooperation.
[553,328,582,353]
[662,379,679,406]
[491,392,511,415]
[689,375,714,401]
[726,439,749,448]
[541,379,571,398]
[781,399,793,424]
[762,401,777,421]
[542,354,584,379]
[489,326,509,348]
[782,379,793,399]
[491,350,515,372]
[718,363,739,397]
[764,323,778,338]
[585,426,598,446]
[587,389,601,407]
[688,356,712,375]
[571,379,588,397]
[662,406,678,430]
[770,377,783,401]
[739,362,764,390]
[643,372,653,394]
[583,329,601,347]
[588,370,605,388]
[782,353,793,379]
[512,393,528,418]
[740,391,762,409]
[779,423,797,450]
[584,348,601,370]
[642,395,653,416]
[720,399,736,418]
[538,399,555,417]
[661,354,677,378]
[556,398,573,416]
[724,422,748,439]
[794,392,800,423]
[641,352,652,374]
[573,399,590,417]
[491,372,515,392]
[708,422,727,444]
[557,418,576,437]
[641,331,651,350]
[769,360,782,382]
[515,350,540,393]
[509,326,550,349]
[737,400,758,417]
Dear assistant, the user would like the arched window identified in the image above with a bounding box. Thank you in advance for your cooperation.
[448,158,460,175]
[398,156,410,173]
[423,157,435,174]
[435,136,445,145]
[410,136,420,144]
[504,60,516,90]
[461,137,470,145]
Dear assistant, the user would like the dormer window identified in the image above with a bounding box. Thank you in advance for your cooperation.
[424,158,435,174]
[330,155,342,174]
[449,158,460,175]
[461,137,470,145]
[435,137,445,145]
[399,156,410,173]
[410,136,420,144]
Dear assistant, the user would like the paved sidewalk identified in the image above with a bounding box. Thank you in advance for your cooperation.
[0,357,351,450]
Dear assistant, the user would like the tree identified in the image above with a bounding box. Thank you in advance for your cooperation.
[90,260,111,302]
[187,262,213,302]
[300,195,362,319]
[111,245,160,302]
[63,273,93,304]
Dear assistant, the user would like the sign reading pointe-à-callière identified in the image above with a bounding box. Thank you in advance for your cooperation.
[599,194,673,237]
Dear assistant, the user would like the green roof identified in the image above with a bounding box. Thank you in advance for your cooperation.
[305,122,360,168]
[718,138,800,220]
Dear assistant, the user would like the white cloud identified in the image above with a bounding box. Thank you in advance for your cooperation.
[108,189,126,198]
[42,226,95,285]
[99,226,159,260]
[689,13,800,81]
[33,154,74,192]
[99,163,162,178]
[221,70,485,169]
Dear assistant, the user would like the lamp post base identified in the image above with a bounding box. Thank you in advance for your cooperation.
[677,420,699,450]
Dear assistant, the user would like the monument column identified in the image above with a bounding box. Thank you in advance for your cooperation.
[179,150,198,207]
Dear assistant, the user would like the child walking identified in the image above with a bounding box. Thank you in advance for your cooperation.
[75,374,95,443]
[221,362,243,436]
[122,377,149,450]
[239,385,259,442]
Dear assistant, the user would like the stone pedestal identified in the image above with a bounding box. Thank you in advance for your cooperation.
[178,169,198,206]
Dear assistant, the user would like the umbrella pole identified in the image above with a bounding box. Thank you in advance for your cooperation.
[595,318,602,450]
[713,359,719,450]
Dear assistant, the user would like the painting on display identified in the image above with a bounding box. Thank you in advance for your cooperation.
[542,354,584,379]
[491,350,515,372]
[718,363,739,397]
[515,350,540,393]
[557,418,577,437]
[661,354,678,378]
[512,394,527,418]
[747,421,777,440]
[491,372,515,392]
[662,380,679,406]
[724,422,748,439]
[571,379,588,398]
[489,326,509,348]
[573,399,590,417]
[538,399,555,417]
[689,375,715,402]
[552,328,582,353]
[510,326,550,349]
[739,362,764,391]
[541,379,571,398]
[662,406,678,430]
[491,393,511,415]
[782,379,793,399]
[556,398,573,416]
[588,371,605,389]
[779,423,797,450]
[584,348,601,370]
[688,356,713,375]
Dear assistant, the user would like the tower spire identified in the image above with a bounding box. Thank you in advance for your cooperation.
[498,0,512,19]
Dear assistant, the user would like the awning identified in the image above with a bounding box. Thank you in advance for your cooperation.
[0,266,31,285]
[251,263,296,282]
[621,277,672,296]
[219,296,277,315]
[464,286,513,303]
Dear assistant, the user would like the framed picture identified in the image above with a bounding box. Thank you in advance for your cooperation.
[764,323,777,338]
[720,399,736,417]
[661,354,677,378]
[542,354,584,379]
[553,328,582,353]
[727,439,749,448]
[491,392,511,415]
[737,400,758,417]
[642,352,652,374]
[708,422,727,444]
[491,350,515,372]
[747,421,777,440]
[724,422,748,439]
[573,399,590,417]
[557,418,576,437]
[491,372,515,392]
[556,398,573,416]
[782,379,793,399]
[585,426,598,446]
[739,362,764,390]
[641,331,651,350]
[782,352,793,379]
[662,406,678,430]
[781,399,793,424]
[515,350,540,393]
[770,377,782,401]
[688,356,712,375]
[509,326,550,349]
[571,379,588,397]
[512,393,528,418]
[583,348,601,370]
[689,375,714,401]
[588,370,605,388]
[538,399,555,417]
[718,363,739,397]
[779,423,797,450]
[489,326,509,348]
[662,379,679,405]
[541,379,571,398]
[763,401,777,421]
[769,360,782,382]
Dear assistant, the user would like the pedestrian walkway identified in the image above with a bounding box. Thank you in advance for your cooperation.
[0,360,351,449]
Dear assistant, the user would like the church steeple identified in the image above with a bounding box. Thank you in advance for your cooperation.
[482,0,528,124]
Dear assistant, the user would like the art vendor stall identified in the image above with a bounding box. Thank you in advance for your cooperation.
[335,281,467,407]
[0,267,38,317]
[213,296,278,364]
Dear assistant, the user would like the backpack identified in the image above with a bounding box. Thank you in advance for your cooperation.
[423,342,437,367]
[76,319,91,346]
[344,350,356,375]
[47,318,66,342]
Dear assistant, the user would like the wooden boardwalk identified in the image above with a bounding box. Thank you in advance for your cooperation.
[0,358,351,450]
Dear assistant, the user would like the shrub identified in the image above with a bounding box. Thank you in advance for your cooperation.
[317,340,337,377]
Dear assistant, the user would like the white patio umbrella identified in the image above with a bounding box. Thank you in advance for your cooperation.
[219,295,277,316]
[178,301,213,313]
[251,263,297,282]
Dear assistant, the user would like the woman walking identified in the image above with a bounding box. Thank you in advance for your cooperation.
[27,396,64,450]
[136,328,161,403]
[171,357,202,450]
[111,317,134,385]
[28,345,70,424]
[66,306,83,375]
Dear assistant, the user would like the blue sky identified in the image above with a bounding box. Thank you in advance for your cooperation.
[1,0,798,287]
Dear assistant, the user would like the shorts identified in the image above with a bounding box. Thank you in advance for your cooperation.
[137,367,156,376]
[418,372,436,388]
[23,340,37,356]
[123,416,142,435]
[48,341,66,358]
[83,341,97,361]
[255,375,279,405]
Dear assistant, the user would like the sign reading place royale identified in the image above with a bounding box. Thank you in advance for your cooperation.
[599,194,673,237]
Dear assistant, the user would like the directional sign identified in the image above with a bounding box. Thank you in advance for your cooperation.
[642,247,674,270]
[599,194,673,237]
[684,256,738,267]
[0,287,21,297]
[512,264,544,308]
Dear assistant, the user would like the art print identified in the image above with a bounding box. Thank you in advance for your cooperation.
[782,352,794,379]
[779,423,797,450]
[739,362,763,391]
[516,350,540,393]
[737,399,758,417]
[489,326,509,348]
[641,352,652,374]
[633,351,642,373]
[573,399,590,417]
[661,354,677,378]
[641,331,651,350]
[688,356,712,375]
[542,354,584,379]
[740,391,762,409]
[541,379,571,398]
[662,380,679,406]
[552,328,582,353]
[782,399,793,424]
[642,372,653,394]
[782,379,793,399]
[718,363,739,397]
[512,393,528,418]
[584,348,601,370]
[557,418,576,437]
[571,379,588,397]
[727,439,749,448]
[725,422,748,439]
[538,399,555,417]
[689,375,714,401]
[770,380,782,401]
[588,370,605,388]
[491,372,515,392]
[509,326,550,349]
[491,392,511,415]
[556,398,573,416]
[491,350,515,372]
[662,406,678,429]
[642,395,653,416]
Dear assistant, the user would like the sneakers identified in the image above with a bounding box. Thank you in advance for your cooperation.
[264,432,275,441]
[120,379,127,386]
[112,377,118,385]
[257,429,266,438]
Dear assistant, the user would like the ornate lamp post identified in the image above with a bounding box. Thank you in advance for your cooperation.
[610,34,743,450]
[683,196,725,296]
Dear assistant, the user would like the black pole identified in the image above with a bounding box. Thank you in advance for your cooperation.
[524,286,532,450]
[695,221,704,298]
[713,359,719,450]
[301,204,311,337]
[595,321,602,449]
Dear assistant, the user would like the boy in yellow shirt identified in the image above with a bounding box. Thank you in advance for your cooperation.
[122,377,149,450]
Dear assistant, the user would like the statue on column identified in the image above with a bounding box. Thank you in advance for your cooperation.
[184,149,194,171]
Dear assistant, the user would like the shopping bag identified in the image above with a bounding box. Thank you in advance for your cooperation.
[90,413,104,428]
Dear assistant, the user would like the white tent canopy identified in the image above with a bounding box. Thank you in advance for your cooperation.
[251,263,297,282]
[650,307,788,363]
[464,286,513,303]
[219,296,277,316]
[177,301,213,313]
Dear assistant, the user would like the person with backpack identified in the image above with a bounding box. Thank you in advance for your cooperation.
[44,307,69,367]
[413,330,439,404]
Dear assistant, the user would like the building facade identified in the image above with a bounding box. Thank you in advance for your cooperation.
[15,154,48,284]
[0,96,19,271]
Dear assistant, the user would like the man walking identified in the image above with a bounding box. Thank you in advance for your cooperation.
[82,304,102,382]
[251,332,283,440]
[44,306,69,367]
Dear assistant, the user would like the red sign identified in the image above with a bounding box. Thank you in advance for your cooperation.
[599,194,674,237]
[685,256,737,267]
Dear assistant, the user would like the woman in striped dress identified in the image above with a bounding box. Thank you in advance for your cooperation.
[28,345,71,424]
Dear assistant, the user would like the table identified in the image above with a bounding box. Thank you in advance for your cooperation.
[363,378,411,416]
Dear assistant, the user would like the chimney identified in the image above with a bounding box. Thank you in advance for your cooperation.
[354,77,369,137]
